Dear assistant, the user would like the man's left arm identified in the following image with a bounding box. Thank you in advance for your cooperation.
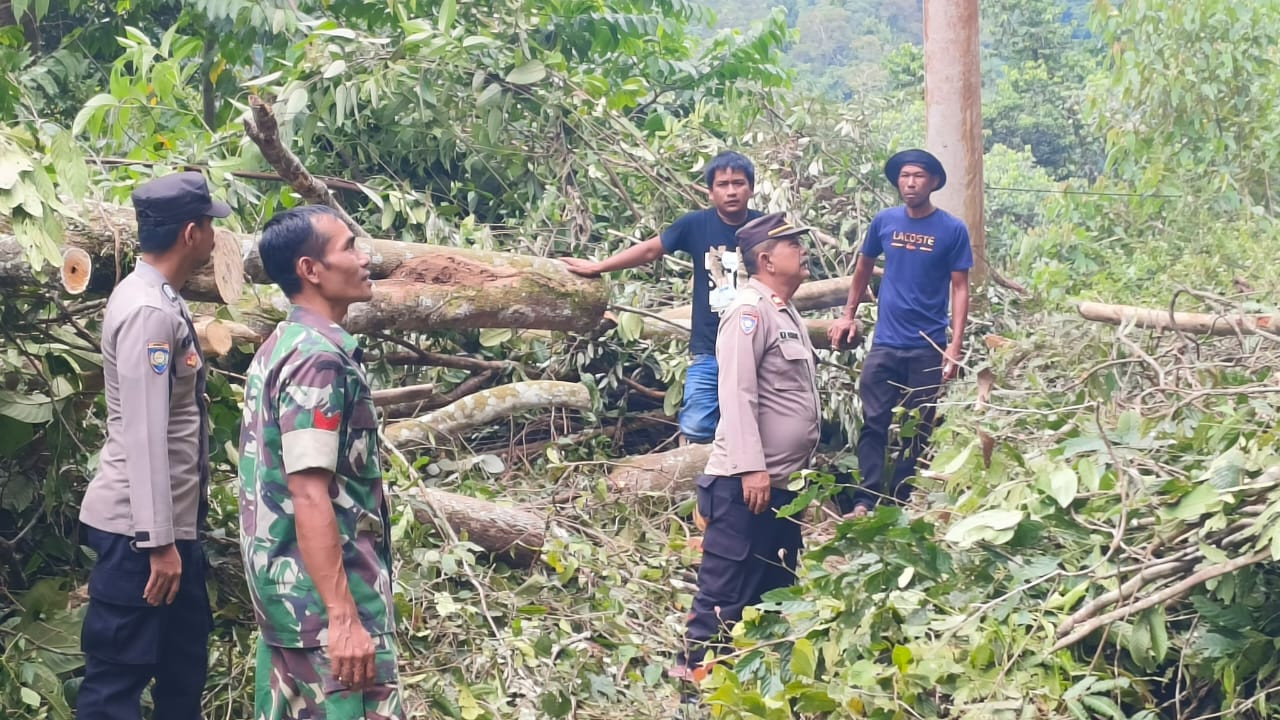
[944,223,975,382]
[944,270,970,381]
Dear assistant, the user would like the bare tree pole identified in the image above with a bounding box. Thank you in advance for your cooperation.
[242,94,369,238]
[925,0,986,286]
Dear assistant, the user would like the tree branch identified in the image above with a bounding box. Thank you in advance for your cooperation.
[242,94,368,237]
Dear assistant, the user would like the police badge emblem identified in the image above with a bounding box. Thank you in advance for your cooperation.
[740,313,758,335]
[147,341,171,374]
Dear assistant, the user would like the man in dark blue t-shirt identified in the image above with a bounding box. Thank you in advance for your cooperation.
[828,149,973,514]
[561,152,763,443]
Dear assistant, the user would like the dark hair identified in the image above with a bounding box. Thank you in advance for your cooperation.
[138,217,207,253]
[703,151,755,189]
[741,238,778,276]
[259,205,342,297]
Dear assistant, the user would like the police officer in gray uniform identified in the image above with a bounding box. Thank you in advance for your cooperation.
[674,212,822,679]
[77,172,230,720]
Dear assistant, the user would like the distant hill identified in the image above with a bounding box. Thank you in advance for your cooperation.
[696,0,1096,97]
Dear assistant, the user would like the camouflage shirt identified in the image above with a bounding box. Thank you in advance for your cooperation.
[237,305,394,648]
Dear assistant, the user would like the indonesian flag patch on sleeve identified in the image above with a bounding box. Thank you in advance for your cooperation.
[312,407,342,431]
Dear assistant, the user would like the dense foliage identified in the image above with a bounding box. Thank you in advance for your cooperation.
[1,1,1279,719]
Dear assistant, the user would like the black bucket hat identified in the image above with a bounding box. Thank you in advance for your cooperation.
[884,149,946,190]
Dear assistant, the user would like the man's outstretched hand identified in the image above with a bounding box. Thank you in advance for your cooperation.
[559,258,602,278]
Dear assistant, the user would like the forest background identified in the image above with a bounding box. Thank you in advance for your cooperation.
[2,0,1280,718]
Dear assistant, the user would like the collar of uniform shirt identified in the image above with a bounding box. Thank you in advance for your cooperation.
[286,305,364,363]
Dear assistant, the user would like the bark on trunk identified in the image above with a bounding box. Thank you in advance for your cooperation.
[608,443,712,494]
[1077,302,1280,337]
[371,383,437,408]
[38,200,609,332]
[657,274,878,322]
[406,487,546,566]
[344,251,608,334]
[640,314,848,350]
[385,381,592,446]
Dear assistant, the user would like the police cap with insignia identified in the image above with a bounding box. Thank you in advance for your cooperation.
[131,171,232,228]
[735,212,813,256]
[884,148,946,190]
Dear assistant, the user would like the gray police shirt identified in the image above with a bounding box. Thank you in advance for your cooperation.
[80,261,207,547]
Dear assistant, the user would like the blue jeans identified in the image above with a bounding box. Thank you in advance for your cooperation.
[680,354,719,443]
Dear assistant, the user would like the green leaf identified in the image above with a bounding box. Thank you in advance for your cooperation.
[438,0,456,31]
[242,70,284,87]
[1048,465,1079,507]
[12,0,30,22]
[478,328,512,347]
[1081,694,1125,720]
[323,59,348,80]
[506,60,547,85]
[943,509,1023,547]
[891,644,912,673]
[789,637,816,677]
[20,687,40,707]
[476,83,503,108]
[1147,606,1169,664]
[50,132,89,198]
[616,312,643,342]
[0,389,53,424]
[0,416,36,457]
[1163,482,1222,521]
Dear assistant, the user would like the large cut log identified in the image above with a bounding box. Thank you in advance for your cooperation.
[608,443,712,494]
[0,235,95,295]
[37,200,610,332]
[639,314,852,350]
[386,381,592,446]
[344,252,608,334]
[659,274,878,322]
[404,486,546,566]
[1077,302,1280,337]
[371,383,437,408]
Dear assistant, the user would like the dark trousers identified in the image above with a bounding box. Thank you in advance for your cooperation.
[77,527,211,720]
[854,345,944,508]
[680,475,802,667]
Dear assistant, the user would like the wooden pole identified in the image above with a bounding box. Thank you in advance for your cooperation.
[924,0,986,285]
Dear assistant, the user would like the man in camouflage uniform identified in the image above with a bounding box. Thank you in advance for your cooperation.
[237,205,401,719]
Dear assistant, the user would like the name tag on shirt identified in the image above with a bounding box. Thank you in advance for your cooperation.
[778,330,800,341]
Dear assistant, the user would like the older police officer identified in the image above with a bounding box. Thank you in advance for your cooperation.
[78,172,230,720]
[674,212,821,679]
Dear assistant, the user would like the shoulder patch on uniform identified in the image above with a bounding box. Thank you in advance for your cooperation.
[147,341,171,374]
[740,313,759,335]
[727,287,763,311]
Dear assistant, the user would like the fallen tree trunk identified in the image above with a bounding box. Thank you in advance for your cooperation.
[608,443,712,494]
[345,253,607,334]
[404,486,546,566]
[371,383,437,408]
[1,205,247,303]
[658,274,878,322]
[1078,301,1280,337]
[640,314,849,350]
[43,200,611,333]
[385,381,592,446]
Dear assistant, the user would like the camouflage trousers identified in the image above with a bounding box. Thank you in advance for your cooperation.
[255,633,403,720]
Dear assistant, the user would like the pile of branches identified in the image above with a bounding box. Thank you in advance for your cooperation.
[698,295,1280,720]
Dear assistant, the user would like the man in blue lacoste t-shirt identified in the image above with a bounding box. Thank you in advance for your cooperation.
[561,151,763,443]
[828,149,973,514]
